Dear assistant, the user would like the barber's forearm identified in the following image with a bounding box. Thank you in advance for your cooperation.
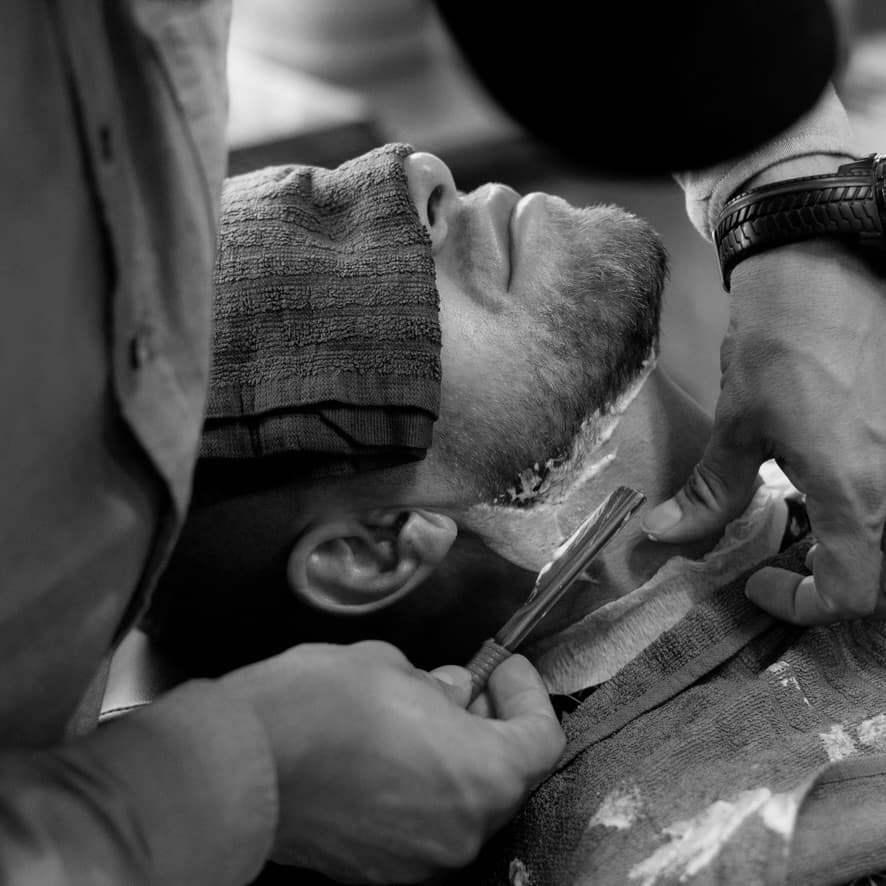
[0,680,278,886]
[674,83,858,241]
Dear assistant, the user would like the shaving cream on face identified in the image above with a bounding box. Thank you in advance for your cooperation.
[466,353,656,570]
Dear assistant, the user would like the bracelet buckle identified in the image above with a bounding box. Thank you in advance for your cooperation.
[837,153,886,246]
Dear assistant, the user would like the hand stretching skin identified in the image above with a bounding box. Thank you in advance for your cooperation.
[220,642,565,883]
[643,156,886,625]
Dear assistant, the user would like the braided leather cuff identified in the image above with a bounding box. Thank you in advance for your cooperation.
[714,152,886,291]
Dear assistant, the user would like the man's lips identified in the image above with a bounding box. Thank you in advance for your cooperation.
[478,188,559,292]
[482,184,521,290]
[508,193,549,291]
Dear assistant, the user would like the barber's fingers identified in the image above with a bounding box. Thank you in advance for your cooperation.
[484,656,565,779]
[641,421,763,542]
[350,645,474,710]
[467,688,494,718]
[746,497,886,625]
[805,543,817,572]
[428,664,474,708]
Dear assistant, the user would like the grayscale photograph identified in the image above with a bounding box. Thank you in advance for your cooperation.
[4,1,886,884]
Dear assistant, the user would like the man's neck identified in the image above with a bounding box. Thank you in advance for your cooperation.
[534,368,723,636]
[374,368,728,669]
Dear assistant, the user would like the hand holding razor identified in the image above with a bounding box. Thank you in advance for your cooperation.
[464,486,646,704]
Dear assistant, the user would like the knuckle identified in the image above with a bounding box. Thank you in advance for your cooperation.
[813,576,878,620]
[684,461,731,512]
[480,750,525,807]
[711,381,751,424]
[835,593,878,620]
[428,811,487,870]
[499,730,557,792]
[448,832,484,868]
[526,715,566,768]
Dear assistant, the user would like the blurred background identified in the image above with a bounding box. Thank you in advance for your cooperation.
[224,0,886,415]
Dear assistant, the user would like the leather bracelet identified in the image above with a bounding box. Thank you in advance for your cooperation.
[714,152,886,291]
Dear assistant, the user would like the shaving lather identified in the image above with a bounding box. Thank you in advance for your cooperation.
[465,486,646,704]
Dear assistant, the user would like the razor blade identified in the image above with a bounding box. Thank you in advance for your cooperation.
[465,485,646,703]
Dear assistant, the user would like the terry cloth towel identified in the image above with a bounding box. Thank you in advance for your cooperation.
[201,143,441,460]
[465,538,886,886]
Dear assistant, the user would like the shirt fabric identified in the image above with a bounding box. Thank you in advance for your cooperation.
[0,2,276,883]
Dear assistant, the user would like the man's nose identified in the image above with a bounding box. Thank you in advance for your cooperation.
[403,152,458,253]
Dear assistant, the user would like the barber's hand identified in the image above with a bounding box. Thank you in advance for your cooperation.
[221,641,564,883]
[642,237,886,625]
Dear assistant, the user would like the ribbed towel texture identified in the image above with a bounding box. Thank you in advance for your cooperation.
[201,143,441,461]
[468,539,886,886]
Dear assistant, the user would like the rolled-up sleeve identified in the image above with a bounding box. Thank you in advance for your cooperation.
[675,83,858,241]
[0,681,278,886]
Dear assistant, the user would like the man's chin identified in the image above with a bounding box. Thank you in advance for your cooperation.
[464,354,657,572]
[548,202,666,415]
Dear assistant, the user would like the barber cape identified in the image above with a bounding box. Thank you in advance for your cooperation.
[463,476,886,886]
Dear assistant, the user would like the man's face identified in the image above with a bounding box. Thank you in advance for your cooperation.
[153,150,673,671]
[403,152,667,509]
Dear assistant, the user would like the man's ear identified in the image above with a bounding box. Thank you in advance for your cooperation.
[287,509,458,615]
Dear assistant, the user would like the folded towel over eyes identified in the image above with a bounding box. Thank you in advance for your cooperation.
[200,143,441,465]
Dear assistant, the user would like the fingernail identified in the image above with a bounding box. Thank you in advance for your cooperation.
[432,668,470,691]
[804,543,817,572]
[641,499,682,539]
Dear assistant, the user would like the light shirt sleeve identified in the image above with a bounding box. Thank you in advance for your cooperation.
[0,681,278,886]
[674,83,859,241]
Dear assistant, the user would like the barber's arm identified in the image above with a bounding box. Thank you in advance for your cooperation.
[431,1,886,624]
[643,85,886,625]
[0,682,276,885]
[0,645,563,885]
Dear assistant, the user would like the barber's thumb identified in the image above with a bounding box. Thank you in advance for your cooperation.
[428,665,474,708]
[641,438,761,543]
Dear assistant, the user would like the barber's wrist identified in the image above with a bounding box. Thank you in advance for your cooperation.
[718,151,875,290]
